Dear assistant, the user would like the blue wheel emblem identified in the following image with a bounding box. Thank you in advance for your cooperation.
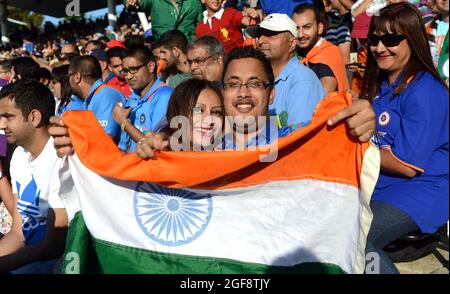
[134,182,213,246]
[140,114,146,124]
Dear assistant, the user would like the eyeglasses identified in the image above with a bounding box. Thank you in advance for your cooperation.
[120,60,150,75]
[223,80,272,91]
[368,33,407,47]
[187,55,214,66]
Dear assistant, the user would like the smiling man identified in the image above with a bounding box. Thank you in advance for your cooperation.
[293,4,349,93]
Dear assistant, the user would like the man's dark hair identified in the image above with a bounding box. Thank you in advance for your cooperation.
[38,67,52,83]
[11,57,41,81]
[159,30,188,53]
[223,46,274,86]
[293,3,327,28]
[125,44,156,75]
[124,34,145,48]
[106,46,127,64]
[150,39,162,51]
[0,80,55,127]
[69,55,102,84]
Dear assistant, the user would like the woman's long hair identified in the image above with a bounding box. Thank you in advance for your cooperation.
[361,2,447,101]
[165,79,225,136]
[52,64,72,114]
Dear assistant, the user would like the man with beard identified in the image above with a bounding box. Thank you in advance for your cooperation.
[293,4,349,93]
[158,30,192,88]
[68,55,124,142]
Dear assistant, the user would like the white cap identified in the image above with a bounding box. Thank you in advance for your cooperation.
[245,13,297,39]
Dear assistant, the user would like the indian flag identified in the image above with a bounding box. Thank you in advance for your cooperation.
[59,92,380,274]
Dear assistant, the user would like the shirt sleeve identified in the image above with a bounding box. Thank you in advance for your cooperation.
[287,70,326,126]
[387,77,449,172]
[9,148,20,194]
[231,9,243,30]
[91,89,122,140]
[150,87,172,131]
[309,63,335,80]
[47,158,65,209]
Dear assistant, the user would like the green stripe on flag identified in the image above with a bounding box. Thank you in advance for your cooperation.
[63,212,101,274]
[63,212,346,274]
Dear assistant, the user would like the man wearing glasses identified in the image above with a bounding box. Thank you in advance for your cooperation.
[113,45,172,153]
[187,36,226,82]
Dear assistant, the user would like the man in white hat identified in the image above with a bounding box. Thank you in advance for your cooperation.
[245,13,326,129]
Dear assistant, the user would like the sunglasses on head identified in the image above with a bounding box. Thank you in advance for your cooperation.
[368,33,407,47]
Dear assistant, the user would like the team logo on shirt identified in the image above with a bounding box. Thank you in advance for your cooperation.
[140,114,146,124]
[220,27,230,41]
[378,111,390,126]
[98,120,108,127]
[133,182,213,246]
[16,178,46,231]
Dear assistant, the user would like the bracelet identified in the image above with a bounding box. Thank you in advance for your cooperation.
[121,119,130,132]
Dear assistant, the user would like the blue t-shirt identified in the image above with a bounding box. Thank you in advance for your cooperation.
[271,57,326,129]
[223,118,293,149]
[56,95,85,116]
[372,71,449,233]
[259,0,313,17]
[119,78,172,152]
[84,79,124,142]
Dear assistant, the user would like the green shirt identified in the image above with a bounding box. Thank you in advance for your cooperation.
[166,72,192,88]
[132,0,203,41]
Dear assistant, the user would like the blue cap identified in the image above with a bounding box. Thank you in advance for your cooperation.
[90,49,108,62]
[105,25,114,32]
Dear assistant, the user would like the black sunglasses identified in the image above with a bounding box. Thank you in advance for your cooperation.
[368,33,407,47]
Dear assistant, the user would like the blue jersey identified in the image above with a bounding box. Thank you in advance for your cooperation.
[119,78,172,152]
[56,95,85,116]
[259,0,313,17]
[223,118,293,150]
[272,57,326,129]
[84,79,124,142]
[372,71,449,233]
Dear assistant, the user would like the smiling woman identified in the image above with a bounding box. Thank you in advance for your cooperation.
[361,2,449,274]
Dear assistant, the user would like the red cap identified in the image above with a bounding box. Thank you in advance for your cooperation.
[106,40,126,49]
[351,13,372,39]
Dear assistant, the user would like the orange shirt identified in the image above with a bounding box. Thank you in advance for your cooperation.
[351,48,367,94]
[300,38,349,92]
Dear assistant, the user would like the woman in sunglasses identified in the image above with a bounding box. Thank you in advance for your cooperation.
[361,2,449,274]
